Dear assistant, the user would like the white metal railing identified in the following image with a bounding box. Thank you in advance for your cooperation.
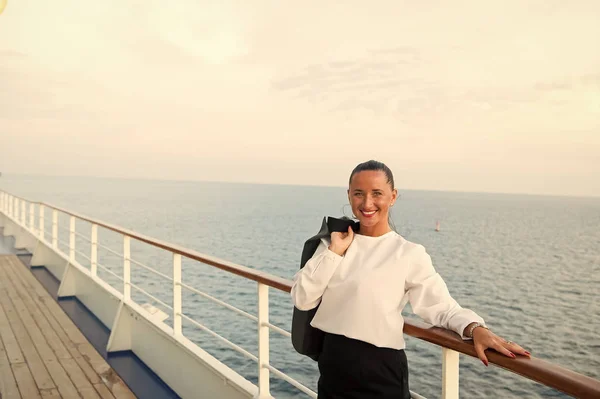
[1,191,445,399]
[97,242,124,258]
[180,281,257,322]
[181,313,258,362]
[130,282,174,311]
[9,191,586,398]
[73,249,92,262]
[96,261,124,281]
[129,257,174,282]
[0,192,316,399]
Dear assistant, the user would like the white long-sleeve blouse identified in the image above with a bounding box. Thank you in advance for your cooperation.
[291,230,484,350]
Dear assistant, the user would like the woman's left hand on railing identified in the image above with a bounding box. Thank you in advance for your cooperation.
[473,328,531,367]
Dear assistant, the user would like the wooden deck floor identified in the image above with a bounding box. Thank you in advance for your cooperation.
[0,255,136,399]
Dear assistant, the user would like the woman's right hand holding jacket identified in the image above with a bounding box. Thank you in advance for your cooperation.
[329,226,354,256]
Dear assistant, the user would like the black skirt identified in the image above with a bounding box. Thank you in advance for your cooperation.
[317,333,411,399]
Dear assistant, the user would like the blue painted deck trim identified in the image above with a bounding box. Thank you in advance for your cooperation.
[1,228,180,399]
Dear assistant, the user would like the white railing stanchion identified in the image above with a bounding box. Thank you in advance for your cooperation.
[29,203,35,232]
[11,196,15,218]
[39,205,45,240]
[257,283,271,398]
[15,198,19,222]
[21,201,26,225]
[91,224,98,276]
[52,209,58,247]
[442,347,460,399]
[123,235,131,301]
[69,216,75,261]
[173,253,182,336]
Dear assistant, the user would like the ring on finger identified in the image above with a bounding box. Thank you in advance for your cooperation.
[506,340,513,345]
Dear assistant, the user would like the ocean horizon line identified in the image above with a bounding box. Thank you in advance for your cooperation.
[2,172,599,201]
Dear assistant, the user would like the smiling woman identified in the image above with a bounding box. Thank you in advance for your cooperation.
[347,161,398,237]
[291,160,531,399]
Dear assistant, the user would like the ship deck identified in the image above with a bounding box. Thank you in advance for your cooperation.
[2,191,600,399]
[0,253,136,399]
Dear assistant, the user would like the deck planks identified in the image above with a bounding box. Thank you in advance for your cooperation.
[0,255,136,399]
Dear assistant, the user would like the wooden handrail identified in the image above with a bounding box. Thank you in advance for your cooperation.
[1,192,30,203]
[40,201,293,292]
[404,318,600,398]
[2,191,599,398]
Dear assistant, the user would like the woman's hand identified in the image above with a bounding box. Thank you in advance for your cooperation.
[472,327,531,366]
[329,226,354,256]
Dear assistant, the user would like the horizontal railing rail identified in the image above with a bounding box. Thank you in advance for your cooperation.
[1,191,599,399]
[41,201,292,291]
[130,282,174,311]
[96,261,124,281]
[180,281,258,322]
[129,257,174,282]
[97,242,124,258]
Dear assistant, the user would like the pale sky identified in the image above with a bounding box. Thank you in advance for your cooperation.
[1,0,599,197]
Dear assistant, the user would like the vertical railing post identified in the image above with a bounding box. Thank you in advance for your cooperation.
[0,192,4,213]
[90,224,98,276]
[442,348,460,399]
[69,216,75,261]
[257,283,271,398]
[29,203,35,232]
[123,235,131,301]
[91,224,98,276]
[173,253,182,336]
[10,196,14,218]
[39,205,45,240]
[21,201,26,225]
[52,210,57,247]
[15,198,19,222]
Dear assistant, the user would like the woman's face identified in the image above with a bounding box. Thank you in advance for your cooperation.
[348,170,397,230]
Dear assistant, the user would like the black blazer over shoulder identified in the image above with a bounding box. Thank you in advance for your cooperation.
[291,216,359,360]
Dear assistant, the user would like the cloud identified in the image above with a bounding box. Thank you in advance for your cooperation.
[0,50,27,58]
[534,73,600,92]
[1,0,599,196]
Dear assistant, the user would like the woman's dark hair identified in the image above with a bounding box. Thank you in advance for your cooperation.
[348,160,395,189]
[348,160,398,231]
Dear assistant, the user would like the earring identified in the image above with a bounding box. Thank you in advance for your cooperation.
[342,204,357,219]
